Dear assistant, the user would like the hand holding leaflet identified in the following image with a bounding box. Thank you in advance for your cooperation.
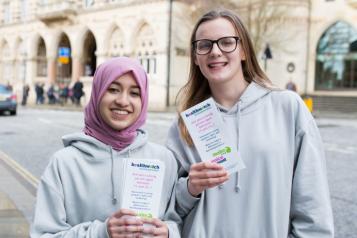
[180,97,245,173]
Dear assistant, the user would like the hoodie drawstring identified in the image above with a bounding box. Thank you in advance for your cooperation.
[235,172,240,192]
[234,100,242,193]
[110,147,117,205]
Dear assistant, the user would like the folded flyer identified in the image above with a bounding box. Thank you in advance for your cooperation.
[180,97,245,173]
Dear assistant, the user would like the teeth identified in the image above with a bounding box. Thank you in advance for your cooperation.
[112,110,128,115]
[208,62,226,68]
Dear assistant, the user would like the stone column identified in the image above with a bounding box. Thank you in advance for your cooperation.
[72,56,84,83]
[47,57,57,85]
[96,50,107,66]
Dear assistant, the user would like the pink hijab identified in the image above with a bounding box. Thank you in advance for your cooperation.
[84,57,148,151]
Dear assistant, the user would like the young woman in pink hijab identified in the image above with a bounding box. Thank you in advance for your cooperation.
[31,57,181,238]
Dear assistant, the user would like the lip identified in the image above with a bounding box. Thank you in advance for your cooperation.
[110,109,132,119]
[207,61,228,69]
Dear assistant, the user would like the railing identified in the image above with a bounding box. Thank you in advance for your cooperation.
[35,0,77,22]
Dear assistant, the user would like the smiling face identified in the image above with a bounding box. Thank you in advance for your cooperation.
[99,72,142,131]
[194,17,246,86]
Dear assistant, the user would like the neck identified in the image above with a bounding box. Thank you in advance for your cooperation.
[209,77,249,108]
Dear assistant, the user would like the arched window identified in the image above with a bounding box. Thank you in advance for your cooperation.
[37,37,47,77]
[83,30,97,76]
[57,33,72,85]
[315,21,357,90]
[135,24,157,75]
[109,27,125,57]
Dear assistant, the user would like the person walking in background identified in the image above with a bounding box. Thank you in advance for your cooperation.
[31,57,181,238]
[72,79,84,106]
[5,82,13,91]
[59,84,69,105]
[35,83,44,104]
[286,80,297,92]
[21,84,30,106]
[166,9,334,238]
[47,85,56,104]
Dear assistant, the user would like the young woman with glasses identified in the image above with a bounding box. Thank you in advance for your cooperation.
[166,9,334,237]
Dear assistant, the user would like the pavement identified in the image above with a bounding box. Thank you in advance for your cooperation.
[0,150,37,238]
[0,103,356,238]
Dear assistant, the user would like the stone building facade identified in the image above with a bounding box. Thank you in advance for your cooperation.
[0,0,356,110]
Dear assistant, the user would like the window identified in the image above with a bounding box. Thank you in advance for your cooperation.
[37,38,47,77]
[20,0,28,21]
[315,21,357,90]
[84,0,95,7]
[109,27,125,57]
[136,24,157,75]
[3,2,11,23]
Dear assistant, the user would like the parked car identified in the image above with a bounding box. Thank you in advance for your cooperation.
[0,84,17,115]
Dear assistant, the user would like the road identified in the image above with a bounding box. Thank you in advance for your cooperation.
[0,107,356,237]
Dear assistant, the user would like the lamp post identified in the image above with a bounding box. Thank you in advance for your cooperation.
[262,43,273,71]
[166,0,173,108]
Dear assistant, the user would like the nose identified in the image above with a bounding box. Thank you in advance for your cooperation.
[115,92,130,106]
[210,42,222,56]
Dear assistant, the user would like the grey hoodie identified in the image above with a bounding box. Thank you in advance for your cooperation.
[166,82,334,238]
[31,130,181,238]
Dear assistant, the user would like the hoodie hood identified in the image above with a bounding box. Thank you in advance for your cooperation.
[215,81,271,115]
[62,130,148,204]
[62,130,148,157]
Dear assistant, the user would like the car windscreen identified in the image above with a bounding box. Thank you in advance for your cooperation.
[0,85,10,93]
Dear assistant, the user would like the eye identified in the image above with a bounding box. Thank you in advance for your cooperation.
[220,38,235,47]
[130,89,141,97]
[107,87,120,94]
[197,40,212,50]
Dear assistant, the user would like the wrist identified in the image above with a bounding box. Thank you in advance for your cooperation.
[187,179,201,197]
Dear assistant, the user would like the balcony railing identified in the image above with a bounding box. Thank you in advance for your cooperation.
[35,0,77,23]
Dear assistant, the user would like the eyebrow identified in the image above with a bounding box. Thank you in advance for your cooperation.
[109,82,140,89]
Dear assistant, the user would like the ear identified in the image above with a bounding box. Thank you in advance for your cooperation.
[240,50,246,61]
[194,55,198,65]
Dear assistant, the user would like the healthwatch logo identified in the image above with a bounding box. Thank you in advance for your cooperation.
[211,146,232,164]
[185,103,211,117]
[131,162,160,170]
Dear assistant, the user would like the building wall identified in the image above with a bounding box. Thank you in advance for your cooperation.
[0,0,179,110]
[0,0,356,111]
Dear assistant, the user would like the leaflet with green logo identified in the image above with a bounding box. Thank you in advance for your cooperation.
[121,158,165,219]
[181,97,245,173]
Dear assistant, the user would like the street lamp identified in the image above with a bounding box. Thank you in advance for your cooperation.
[262,43,273,71]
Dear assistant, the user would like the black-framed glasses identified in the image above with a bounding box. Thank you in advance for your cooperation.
[192,36,240,55]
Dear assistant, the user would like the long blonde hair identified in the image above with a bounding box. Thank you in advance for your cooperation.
[177,9,273,146]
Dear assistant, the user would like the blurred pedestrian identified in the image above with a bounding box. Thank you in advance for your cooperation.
[21,84,30,106]
[286,80,297,92]
[72,79,84,106]
[59,84,69,105]
[47,85,57,104]
[6,82,13,91]
[35,83,45,104]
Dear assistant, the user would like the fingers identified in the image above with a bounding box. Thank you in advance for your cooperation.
[141,218,168,237]
[188,162,229,196]
[108,210,145,238]
[190,161,224,171]
[109,224,144,234]
[113,209,138,218]
[189,175,229,187]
